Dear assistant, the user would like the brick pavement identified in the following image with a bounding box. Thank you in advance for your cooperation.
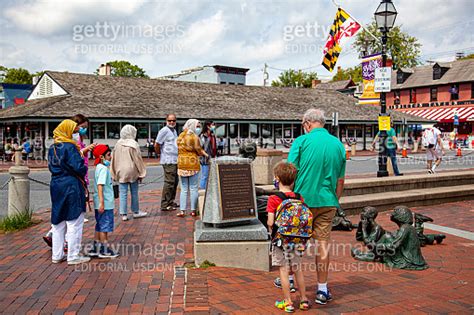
[1,193,473,314]
[186,201,474,314]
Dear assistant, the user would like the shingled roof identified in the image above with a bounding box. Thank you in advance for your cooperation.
[0,71,428,123]
[391,59,474,90]
[314,79,355,91]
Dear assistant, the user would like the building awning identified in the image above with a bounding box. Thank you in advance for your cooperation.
[400,106,474,123]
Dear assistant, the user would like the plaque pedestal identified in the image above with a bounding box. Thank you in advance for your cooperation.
[195,157,270,271]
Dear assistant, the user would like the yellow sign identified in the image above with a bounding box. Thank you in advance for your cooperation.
[379,116,391,131]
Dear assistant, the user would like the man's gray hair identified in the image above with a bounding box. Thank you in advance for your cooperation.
[303,108,326,125]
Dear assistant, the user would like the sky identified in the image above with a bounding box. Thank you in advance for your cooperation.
[1,0,473,85]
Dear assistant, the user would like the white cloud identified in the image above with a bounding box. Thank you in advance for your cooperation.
[4,0,146,35]
[0,0,472,85]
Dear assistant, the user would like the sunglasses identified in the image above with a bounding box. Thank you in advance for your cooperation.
[167,120,176,122]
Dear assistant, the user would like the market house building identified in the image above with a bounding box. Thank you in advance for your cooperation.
[0,71,427,158]
[387,59,474,136]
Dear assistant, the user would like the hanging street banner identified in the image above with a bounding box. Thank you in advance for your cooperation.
[378,115,391,131]
[374,67,392,92]
[359,53,382,105]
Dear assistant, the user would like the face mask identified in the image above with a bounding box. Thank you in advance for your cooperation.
[195,127,202,135]
[72,133,80,142]
[273,178,280,190]
[210,126,216,133]
[79,127,87,136]
[103,160,111,167]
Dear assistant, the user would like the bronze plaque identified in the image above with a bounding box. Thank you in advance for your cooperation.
[217,163,256,220]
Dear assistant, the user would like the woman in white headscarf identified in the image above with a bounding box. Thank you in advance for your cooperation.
[111,124,148,221]
[176,119,208,217]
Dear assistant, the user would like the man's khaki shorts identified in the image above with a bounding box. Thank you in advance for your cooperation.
[310,207,337,241]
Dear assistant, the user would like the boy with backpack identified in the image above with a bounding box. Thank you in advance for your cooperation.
[267,162,312,312]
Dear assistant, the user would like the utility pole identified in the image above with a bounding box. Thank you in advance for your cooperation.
[263,63,269,86]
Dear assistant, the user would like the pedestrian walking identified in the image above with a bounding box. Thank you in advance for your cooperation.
[422,124,445,174]
[155,114,179,211]
[110,124,148,221]
[48,119,90,265]
[371,121,403,176]
[199,121,217,190]
[287,108,346,305]
[176,119,208,217]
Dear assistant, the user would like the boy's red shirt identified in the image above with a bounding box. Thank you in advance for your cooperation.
[266,192,304,214]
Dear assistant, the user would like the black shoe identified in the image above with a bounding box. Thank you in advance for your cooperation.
[99,247,119,259]
[88,242,100,257]
[396,173,404,176]
[162,205,176,211]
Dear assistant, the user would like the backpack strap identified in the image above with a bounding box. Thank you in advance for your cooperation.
[275,192,290,202]
[294,193,301,200]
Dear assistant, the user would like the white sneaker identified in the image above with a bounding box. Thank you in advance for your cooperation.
[122,215,128,221]
[133,211,148,218]
[67,256,91,265]
[52,257,66,264]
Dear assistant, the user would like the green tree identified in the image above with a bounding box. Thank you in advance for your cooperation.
[271,69,318,88]
[2,67,33,84]
[459,53,474,60]
[98,60,149,78]
[353,21,422,69]
[331,66,362,83]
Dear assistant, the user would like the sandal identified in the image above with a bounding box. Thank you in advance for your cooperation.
[191,211,197,217]
[275,300,294,313]
[299,300,310,311]
[176,211,185,217]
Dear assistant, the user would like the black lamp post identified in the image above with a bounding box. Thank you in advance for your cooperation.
[375,0,397,177]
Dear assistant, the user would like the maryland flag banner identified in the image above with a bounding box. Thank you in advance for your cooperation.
[322,8,361,72]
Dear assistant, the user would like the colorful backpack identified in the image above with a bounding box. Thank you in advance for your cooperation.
[271,192,313,252]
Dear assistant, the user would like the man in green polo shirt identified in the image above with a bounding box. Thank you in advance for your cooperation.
[287,108,346,305]
[371,121,403,176]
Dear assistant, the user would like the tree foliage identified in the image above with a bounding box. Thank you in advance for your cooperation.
[1,67,33,84]
[331,66,362,83]
[271,69,318,88]
[458,53,474,60]
[98,60,149,78]
[353,21,422,69]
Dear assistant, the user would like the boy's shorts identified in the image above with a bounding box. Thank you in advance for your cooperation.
[311,207,337,241]
[95,209,114,232]
[271,246,303,268]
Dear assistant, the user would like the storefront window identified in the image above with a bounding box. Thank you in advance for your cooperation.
[239,123,249,138]
[215,123,226,138]
[150,123,163,139]
[229,123,238,138]
[275,124,283,138]
[92,122,105,139]
[250,123,259,138]
[261,124,273,139]
[135,123,149,139]
[283,124,292,138]
[292,124,302,138]
[107,122,121,139]
[48,121,60,137]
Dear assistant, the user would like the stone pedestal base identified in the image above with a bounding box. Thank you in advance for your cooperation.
[194,219,270,271]
[253,149,283,185]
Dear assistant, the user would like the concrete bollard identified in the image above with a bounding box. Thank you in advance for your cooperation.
[252,148,283,185]
[8,150,30,216]
[351,143,356,156]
